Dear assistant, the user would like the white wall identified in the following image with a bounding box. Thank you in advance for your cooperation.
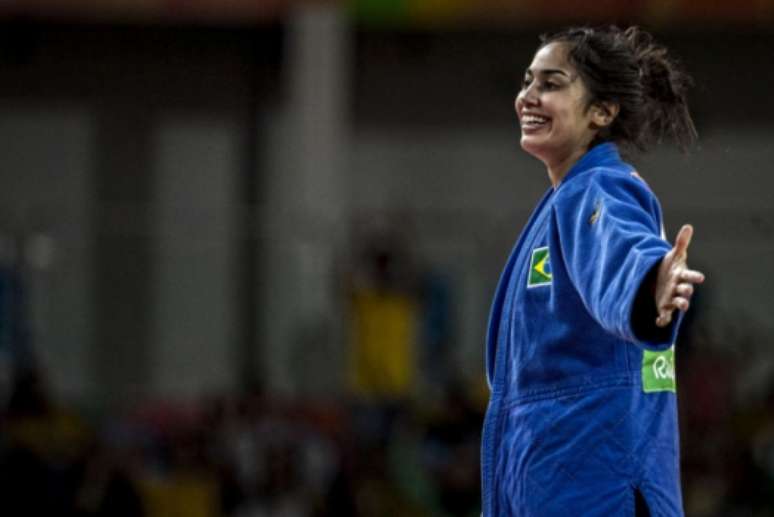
[260,5,351,397]
[151,115,240,400]
[0,103,95,403]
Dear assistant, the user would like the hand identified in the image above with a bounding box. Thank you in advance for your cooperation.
[655,224,705,328]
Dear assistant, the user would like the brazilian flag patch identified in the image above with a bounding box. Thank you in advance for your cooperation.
[527,246,552,288]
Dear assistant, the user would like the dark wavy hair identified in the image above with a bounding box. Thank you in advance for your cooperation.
[540,26,697,153]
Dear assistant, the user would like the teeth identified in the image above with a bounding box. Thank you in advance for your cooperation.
[523,115,548,124]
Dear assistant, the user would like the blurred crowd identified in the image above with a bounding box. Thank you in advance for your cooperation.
[1,237,774,516]
[676,334,774,516]
[0,367,483,517]
[3,339,774,517]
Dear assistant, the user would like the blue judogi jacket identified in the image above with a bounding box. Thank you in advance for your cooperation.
[481,143,685,516]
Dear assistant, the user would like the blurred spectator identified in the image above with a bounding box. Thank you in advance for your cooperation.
[347,236,419,402]
[0,367,98,516]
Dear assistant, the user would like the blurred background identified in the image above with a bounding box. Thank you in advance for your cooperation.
[1,0,773,515]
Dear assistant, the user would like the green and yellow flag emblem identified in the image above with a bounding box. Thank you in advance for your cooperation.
[528,246,552,288]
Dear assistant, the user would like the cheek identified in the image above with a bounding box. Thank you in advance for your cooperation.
[548,104,575,130]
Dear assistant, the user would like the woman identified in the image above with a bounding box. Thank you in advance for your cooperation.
[481,27,705,516]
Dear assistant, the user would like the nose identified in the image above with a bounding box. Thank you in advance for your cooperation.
[515,83,539,113]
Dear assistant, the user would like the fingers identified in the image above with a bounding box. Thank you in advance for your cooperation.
[656,297,690,327]
[673,224,693,257]
[656,277,703,327]
[673,296,690,311]
[656,310,673,328]
[675,283,693,297]
[656,279,698,327]
[656,281,700,328]
[680,269,705,284]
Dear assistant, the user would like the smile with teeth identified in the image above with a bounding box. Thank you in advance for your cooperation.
[522,114,550,127]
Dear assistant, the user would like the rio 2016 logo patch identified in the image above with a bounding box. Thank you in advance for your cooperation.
[642,346,676,393]
[527,246,552,288]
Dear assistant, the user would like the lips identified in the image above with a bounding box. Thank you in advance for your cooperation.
[520,112,551,132]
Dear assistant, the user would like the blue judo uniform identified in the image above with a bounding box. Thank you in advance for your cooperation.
[481,143,685,516]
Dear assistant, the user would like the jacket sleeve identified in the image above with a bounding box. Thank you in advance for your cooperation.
[552,169,681,350]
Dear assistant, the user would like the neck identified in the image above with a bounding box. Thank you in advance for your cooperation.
[545,146,588,189]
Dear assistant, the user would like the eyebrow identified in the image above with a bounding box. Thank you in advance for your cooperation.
[525,68,571,78]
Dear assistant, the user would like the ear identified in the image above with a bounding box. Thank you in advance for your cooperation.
[589,101,620,129]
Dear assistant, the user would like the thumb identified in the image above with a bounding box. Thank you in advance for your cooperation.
[673,224,693,258]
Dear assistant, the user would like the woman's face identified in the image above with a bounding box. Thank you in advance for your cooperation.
[515,42,598,167]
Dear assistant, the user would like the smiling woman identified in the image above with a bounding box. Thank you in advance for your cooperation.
[480,26,705,517]
[516,43,598,188]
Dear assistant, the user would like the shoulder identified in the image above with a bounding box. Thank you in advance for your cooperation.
[553,165,664,232]
[556,165,658,209]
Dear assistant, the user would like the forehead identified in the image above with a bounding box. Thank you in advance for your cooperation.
[527,42,574,75]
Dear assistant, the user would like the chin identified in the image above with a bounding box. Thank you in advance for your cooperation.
[520,135,548,161]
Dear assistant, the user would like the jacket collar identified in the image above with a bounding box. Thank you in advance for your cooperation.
[557,142,626,189]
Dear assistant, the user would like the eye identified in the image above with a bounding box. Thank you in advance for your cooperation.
[521,76,532,89]
[542,81,560,90]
